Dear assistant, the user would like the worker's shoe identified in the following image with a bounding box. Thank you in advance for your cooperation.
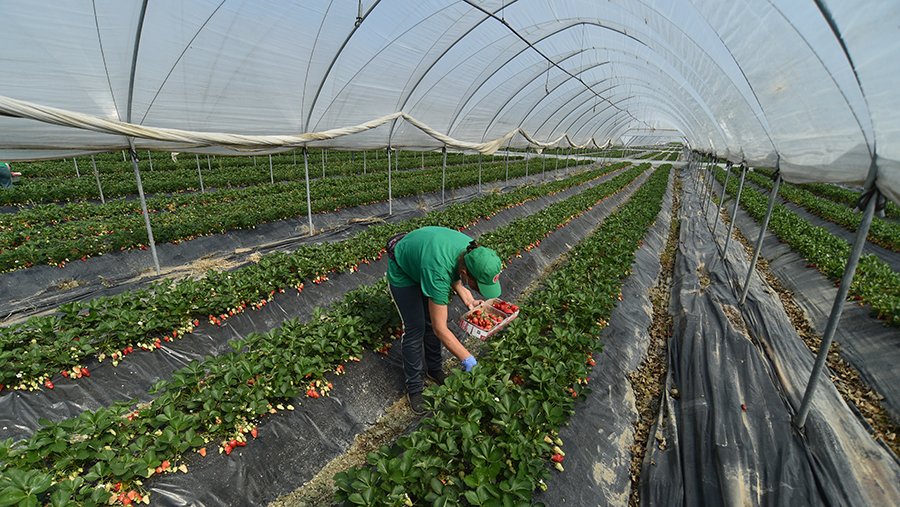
[426,369,446,386]
[407,391,427,416]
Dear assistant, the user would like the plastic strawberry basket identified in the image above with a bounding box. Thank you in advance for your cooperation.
[459,298,519,340]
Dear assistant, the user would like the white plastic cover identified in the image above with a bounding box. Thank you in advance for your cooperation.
[0,1,897,202]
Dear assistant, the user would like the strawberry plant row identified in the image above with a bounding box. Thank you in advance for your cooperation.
[794,179,900,220]
[0,156,533,232]
[0,163,629,392]
[744,169,899,252]
[0,164,647,506]
[2,150,499,204]
[712,167,900,325]
[0,157,590,271]
[334,166,672,505]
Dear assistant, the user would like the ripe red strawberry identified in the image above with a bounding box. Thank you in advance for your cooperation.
[224,444,233,455]
[122,497,132,506]
[198,447,207,456]
[113,482,122,492]
[61,370,69,378]
[250,427,258,439]
[235,440,246,447]
[551,454,564,463]
[161,459,170,470]
[44,380,54,390]
[81,367,90,378]
[155,466,162,474]
[127,490,139,501]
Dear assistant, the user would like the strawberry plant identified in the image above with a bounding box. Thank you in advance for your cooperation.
[713,167,899,325]
[747,169,899,252]
[794,179,900,221]
[334,166,672,505]
[0,155,592,272]
[0,163,648,505]
[0,163,630,392]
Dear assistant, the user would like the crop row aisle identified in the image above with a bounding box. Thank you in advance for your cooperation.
[0,162,636,437]
[636,165,899,505]
[0,164,655,504]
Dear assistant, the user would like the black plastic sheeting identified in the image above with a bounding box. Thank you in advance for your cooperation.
[735,177,900,419]
[534,170,675,505]
[0,164,634,442]
[0,166,576,323]
[640,168,899,506]
[144,165,652,506]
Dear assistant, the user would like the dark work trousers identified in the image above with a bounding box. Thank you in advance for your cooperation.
[389,283,443,395]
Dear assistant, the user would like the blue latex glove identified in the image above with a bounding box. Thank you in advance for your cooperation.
[461,355,477,372]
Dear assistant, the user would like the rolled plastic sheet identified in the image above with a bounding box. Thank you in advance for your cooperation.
[0,1,896,203]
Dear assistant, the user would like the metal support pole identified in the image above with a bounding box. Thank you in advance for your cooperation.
[396,148,400,173]
[713,163,733,234]
[441,146,447,204]
[543,152,547,180]
[269,154,274,184]
[363,150,367,175]
[147,151,153,171]
[740,173,782,304]
[128,142,160,275]
[478,154,482,193]
[122,150,127,162]
[303,147,314,237]
[293,151,296,167]
[525,149,530,182]
[795,190,879,428]
[91,155,105,204]
[504,140,511,185]
[722,165,747,258]
[206,155,211,174]
[322,149,326,178]
[421,152,424,170]
[74,158,80,177]
[254,156,257,167]
[195,154,205,193]
[703,161,715,213]
[387,146,393,215]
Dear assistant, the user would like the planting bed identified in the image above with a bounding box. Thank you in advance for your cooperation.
[0,163,639,438]
[0,166,652,499]
[0,162,588,323]
[2,160,898,507]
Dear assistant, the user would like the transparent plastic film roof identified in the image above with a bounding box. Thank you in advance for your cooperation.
[0,0,898,203]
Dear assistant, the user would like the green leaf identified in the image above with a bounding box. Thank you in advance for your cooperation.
[0,488,28,507]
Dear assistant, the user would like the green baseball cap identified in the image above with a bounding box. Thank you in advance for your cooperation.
[464,246,502,299]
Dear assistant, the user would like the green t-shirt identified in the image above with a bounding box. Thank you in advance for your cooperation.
[0,163,11,189]
[387,226,471,305]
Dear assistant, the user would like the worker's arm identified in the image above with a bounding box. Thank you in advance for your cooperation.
[451,279,482,309]
[428,299,472,361]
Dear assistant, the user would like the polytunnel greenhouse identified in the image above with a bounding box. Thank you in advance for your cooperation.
[0,0,898,505]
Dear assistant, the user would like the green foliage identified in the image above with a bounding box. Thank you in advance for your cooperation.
[334,166,671,505]
[0,153,587,271]
[0,162,649,505]
[0,163,628,391]
[714,167,899,325]
[748,169,899,251]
